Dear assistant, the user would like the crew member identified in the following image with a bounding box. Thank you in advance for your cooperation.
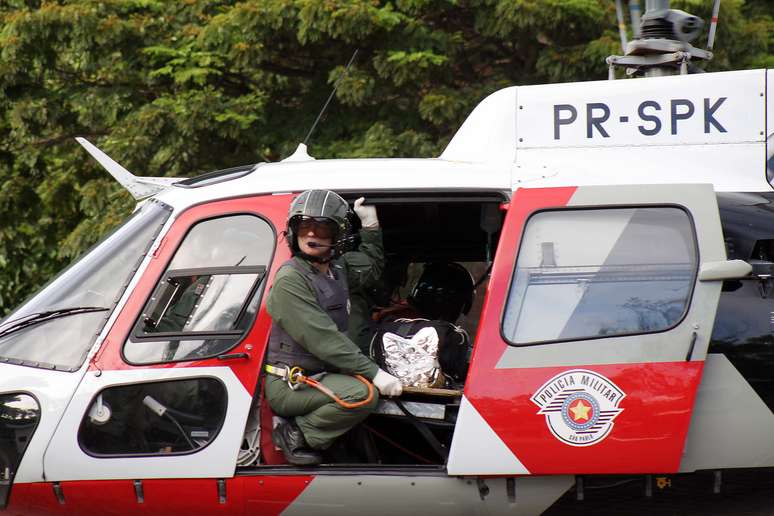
[265,189,402,465]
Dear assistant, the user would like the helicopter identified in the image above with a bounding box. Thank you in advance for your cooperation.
[0,1,773,514]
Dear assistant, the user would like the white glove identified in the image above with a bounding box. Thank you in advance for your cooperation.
[354,197,379,229]
[373,369,403,397]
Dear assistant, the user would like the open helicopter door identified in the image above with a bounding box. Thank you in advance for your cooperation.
[448,184,747,476]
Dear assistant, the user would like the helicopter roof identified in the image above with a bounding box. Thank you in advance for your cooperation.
[154,157,512,212]
[442,68,772,193]
[93,68,773,215]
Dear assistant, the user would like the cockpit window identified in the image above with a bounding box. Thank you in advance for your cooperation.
[0,200,171,371]
[502,207,697,345]
[124,214,274,364]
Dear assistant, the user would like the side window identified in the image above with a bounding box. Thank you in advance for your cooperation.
[124,215,274,364]
[79,378,226,456]
[502,207,697,345]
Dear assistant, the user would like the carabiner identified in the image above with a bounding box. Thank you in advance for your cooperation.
[287,366,305,390]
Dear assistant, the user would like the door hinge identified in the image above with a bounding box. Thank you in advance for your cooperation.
[52,482,65,505]
[133,479,144,504]
[217,478,227,504]
[476,478,490,500]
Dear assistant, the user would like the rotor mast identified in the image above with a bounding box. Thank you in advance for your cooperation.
[607,0,714,78]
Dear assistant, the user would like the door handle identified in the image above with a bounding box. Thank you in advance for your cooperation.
[216,352,250,361]
[698,260,752,281]
[685,331,697,362]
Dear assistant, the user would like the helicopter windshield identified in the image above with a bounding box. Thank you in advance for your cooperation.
[0,200,171,371]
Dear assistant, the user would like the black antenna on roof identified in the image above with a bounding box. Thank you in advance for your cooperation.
[629,0,642,39]
[303,49,359,146]
[615,0,629,53]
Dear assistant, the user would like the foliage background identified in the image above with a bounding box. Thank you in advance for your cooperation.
[0,0,772,313]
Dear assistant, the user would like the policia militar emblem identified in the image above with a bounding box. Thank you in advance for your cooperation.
[531,369,625,447]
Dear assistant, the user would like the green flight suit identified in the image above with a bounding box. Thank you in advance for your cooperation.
[347,292,371,353]
[265,229,384,450]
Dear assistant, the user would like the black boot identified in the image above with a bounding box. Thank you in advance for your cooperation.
[273,420,322,466]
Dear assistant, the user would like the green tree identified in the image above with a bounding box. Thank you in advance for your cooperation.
[0,0,771,313]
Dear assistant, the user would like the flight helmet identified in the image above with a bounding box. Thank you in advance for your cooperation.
[286,189,353,262]
[408,262,474,322]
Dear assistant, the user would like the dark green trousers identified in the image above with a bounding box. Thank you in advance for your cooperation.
[265,373,379,450]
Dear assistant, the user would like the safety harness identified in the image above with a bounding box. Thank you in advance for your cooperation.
[266,258,376,409]
[266,259,349,373]
[264,363,375,409]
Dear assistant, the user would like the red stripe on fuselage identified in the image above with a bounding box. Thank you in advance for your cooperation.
[9,476,313,515]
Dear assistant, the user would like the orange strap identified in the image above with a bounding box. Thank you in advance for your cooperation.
[293,372,375,409]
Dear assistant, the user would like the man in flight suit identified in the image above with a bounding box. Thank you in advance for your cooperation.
[265,189,402,465]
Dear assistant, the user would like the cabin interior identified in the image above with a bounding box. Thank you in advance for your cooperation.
[248,190,508,469]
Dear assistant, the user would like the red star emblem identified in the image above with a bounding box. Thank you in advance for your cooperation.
[569,399,592,422]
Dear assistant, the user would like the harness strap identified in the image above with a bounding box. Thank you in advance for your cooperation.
[265,364,375,409]
[264,363,291,379]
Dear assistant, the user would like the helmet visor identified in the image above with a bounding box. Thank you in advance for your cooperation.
[291,216,338,240]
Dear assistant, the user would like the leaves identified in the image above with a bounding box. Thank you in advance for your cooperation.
[0,0,771,313]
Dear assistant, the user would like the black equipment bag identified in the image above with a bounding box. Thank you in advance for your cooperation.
[370,318,470,387]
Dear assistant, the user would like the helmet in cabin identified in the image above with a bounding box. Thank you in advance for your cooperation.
[408,262,474,322]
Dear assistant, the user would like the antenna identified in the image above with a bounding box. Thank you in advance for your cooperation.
[615,0,628,53]
[706,0,721,50]
[303,49,359,146]
[629,0,642,39]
